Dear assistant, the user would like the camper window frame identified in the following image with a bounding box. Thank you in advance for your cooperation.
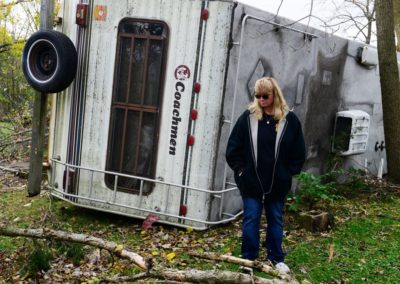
[105,18,169,195]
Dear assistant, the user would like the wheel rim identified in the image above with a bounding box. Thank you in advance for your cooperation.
[27,39,59,83]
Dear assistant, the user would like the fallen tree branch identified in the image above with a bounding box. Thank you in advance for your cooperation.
[150,268,288,284]
[0,165,21,174]
[187,252,297,283]
[188,251,276,275]
[0,128,31,142]
[0,132,47,149]
[84,268,291,284]
[0,225,297,283]
[0,225,148,270]
[0,166,28,178]
[101,272,150,283]
[0,137,32,147]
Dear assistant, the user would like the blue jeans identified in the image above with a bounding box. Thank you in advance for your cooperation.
[241,197,285,263]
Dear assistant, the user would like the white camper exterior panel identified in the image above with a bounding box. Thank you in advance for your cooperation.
[183,1,233,224]
[50,0,234,229]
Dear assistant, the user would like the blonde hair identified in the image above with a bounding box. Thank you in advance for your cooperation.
[248,77,289,121]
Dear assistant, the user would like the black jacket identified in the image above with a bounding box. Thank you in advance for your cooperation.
[226,109,306,201]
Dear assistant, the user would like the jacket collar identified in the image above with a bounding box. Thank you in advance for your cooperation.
[248,110,289,164]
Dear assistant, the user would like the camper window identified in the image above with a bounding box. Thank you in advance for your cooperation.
[105,19,168,194]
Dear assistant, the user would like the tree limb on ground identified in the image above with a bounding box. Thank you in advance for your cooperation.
[188,251,276,274]
[151,268,291,284]
[0,166,28,178]
[0,134,48,148]
[0,225,147,270]
[0,165,21,174]
[187,251,296,283]
[0,225,297,283]
[105,268,290,284]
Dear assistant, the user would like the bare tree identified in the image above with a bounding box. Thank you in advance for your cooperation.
[376,0,400,183]
[320,0,376,44]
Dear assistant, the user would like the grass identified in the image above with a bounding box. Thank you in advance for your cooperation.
[0,121,13,137]
[287,197,400,283]
[0,178,400,283]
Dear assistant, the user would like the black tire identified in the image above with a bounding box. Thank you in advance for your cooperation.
[22,30,78,93]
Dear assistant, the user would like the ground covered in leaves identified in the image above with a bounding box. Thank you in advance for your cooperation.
[1,168,400,283]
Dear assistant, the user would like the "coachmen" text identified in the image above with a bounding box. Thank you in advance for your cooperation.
[169,81,185,155]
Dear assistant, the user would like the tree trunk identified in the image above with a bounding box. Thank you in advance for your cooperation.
[28,0,55,197]
[376,0,400,183]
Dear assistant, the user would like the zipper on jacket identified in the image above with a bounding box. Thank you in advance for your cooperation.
[266,119,288,195]
[247,117,265,197]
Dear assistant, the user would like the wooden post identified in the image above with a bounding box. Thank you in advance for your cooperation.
[27,0,54,197]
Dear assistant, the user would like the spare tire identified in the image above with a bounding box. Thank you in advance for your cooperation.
[22,30,78,93]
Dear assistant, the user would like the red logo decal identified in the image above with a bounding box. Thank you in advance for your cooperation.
[175,65,191,81]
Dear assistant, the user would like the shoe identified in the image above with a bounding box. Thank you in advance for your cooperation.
[275,262,290,274]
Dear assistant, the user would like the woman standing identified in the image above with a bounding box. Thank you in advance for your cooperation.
[226,77,306,274]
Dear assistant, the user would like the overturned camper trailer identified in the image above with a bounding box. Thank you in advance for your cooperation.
[24,0,387,229]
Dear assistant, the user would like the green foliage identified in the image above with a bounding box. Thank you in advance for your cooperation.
[21,240,53,277]
[287,198,400,283]
[0,236,17,251]
[290,171,341,212]
[0,1,37,130]
[56,242,86,265]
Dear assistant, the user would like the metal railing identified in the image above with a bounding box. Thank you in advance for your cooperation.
[49,158,242,230]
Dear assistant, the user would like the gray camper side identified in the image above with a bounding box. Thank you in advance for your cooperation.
[212,3,386,222]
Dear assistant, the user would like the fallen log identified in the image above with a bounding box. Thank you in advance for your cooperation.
[0,165,22,174]
[0,225,147,270]
[0,166,29,179]
[187,252,297,283]
[188,251,276,275]
[150,268,287,284]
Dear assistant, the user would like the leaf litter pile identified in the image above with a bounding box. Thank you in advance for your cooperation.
[1,167,400,283]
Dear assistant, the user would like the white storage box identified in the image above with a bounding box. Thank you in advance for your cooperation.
[332,110,370,156]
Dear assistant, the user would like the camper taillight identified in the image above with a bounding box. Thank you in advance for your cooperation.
[193,82,201,93]
[188,135,195,146]
[191,109,198,120]
[76,4,89,27]
[201,8,209,20]
[180,205,188,216]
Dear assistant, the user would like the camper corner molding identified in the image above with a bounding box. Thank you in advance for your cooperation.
[22,30,77,93]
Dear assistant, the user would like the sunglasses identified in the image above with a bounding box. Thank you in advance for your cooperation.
[255,94,270,100]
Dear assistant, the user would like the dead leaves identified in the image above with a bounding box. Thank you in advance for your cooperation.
[114,244,124,252]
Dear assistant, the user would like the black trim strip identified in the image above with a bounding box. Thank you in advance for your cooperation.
[180,1,208,213]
